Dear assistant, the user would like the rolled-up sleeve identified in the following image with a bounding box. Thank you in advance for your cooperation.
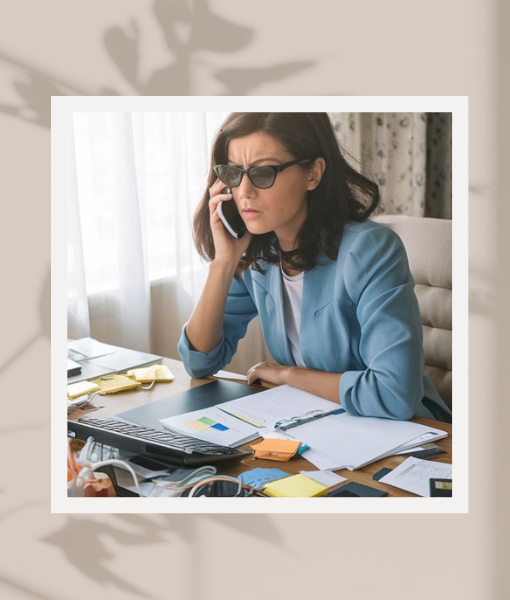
[177,273,259,378]
[339,227,424,420]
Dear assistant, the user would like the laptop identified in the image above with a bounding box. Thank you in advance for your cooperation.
[67,358,82,377]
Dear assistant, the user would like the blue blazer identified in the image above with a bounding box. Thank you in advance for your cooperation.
[178,220,452,422]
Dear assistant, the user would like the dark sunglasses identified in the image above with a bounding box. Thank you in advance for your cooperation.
[213,158,311,189]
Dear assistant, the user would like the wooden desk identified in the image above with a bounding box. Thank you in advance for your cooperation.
[70,357,452,498]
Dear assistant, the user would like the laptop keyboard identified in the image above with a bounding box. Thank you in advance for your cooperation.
[68,416,250,465]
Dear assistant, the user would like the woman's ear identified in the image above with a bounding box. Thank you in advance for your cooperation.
[307,157,326,191]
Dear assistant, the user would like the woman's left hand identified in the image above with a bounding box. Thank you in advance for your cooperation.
[246,362,289,387]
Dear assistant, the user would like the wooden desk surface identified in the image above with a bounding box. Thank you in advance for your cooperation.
[70,357,452,498]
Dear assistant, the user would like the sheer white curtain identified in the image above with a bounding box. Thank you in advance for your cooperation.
[68,111,271,371]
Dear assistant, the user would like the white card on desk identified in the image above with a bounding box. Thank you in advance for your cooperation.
[378,457,452,497]
[213,370,248,382]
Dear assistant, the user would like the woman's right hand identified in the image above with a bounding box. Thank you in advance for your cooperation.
[208,178,252,266]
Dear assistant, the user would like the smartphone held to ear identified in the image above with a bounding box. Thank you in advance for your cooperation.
[217,189,247,239]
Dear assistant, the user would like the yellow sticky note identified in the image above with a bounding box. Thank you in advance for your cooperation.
[91,374,142,394]
[67,381,101,399]
[263,474,328,497]
[127,365,175,383]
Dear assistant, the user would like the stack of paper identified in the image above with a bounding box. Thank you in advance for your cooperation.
[216,385,448,470]
[158,385,336,448]
[287,411,448,470]
[216,385,338,429]
[159,384,448,469]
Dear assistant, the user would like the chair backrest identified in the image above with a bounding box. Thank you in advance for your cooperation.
[372,215,452,409]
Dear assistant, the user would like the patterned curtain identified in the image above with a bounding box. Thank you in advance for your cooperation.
[329,113,452,218]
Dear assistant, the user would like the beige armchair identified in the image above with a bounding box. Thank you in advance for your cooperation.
[373,215,452,410]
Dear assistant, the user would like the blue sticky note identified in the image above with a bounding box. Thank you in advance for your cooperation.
[240,468,291,489]
[211,422,228,431]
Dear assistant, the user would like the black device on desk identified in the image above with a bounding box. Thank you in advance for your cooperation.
[67,358,82,377]
[68,381,262,468]
[68,416,252,467]
[118,379,261,429]
[326,482,388,497]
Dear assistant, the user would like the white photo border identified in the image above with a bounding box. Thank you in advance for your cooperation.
[52,96,468,514]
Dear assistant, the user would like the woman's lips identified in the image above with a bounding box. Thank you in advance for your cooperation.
[242,209,261,218]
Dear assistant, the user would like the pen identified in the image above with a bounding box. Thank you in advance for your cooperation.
[276,408,345,431]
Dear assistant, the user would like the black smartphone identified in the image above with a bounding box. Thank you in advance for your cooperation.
[217,189,247,239]
[326,482,387,497]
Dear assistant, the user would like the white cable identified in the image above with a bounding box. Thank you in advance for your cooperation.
[140,380,156,390]
[188,475,242,497]
[84,459,143,497]
[148,466,217,496]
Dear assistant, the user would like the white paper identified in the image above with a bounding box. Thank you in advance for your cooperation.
[217,384,338,429]
[213,370,248,382]
[262,431,299,440]
[394,443,440,456]
[159,406,266,447]
[296,447,339,470]
[287,412,448,470]
[379,457,452,497]
[68,337,116,361]
[395,445,428,455]
[389,432,446,454]
[299,470,347,487]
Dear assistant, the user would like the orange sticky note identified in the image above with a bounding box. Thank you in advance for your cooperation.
[250,438,301,461]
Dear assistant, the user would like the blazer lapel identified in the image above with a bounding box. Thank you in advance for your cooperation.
[250,263,294,365]
[253,258,336,367]
[301,258,336,364]
[270,263,295,365]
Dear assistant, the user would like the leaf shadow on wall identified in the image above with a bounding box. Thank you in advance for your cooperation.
[0,265,284,598]
[42,513,284,598]
[0,0,316,129]
[0,267,50,378]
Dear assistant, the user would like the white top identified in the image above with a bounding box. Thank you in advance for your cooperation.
[280,265,306,367]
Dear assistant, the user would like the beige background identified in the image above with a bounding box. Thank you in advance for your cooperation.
[0,0,506,598]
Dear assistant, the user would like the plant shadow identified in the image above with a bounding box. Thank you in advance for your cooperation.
[42,512,283,598]
[0,0,317,129]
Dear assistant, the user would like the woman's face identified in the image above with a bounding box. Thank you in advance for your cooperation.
[226,132,316,251]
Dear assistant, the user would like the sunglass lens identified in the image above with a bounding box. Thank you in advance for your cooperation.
[216,166,241,187]
[249,167,276,189]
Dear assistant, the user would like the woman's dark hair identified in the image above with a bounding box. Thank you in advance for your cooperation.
[194,112,380,273]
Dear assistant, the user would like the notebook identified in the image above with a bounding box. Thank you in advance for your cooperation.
[67,338,162,383]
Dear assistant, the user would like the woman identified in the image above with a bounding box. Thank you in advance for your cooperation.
[178,113,452,423]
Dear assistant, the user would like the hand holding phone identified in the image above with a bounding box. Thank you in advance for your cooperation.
[217,188,247,239]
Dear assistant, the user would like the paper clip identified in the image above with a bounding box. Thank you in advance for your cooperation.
[275,408,345,431]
